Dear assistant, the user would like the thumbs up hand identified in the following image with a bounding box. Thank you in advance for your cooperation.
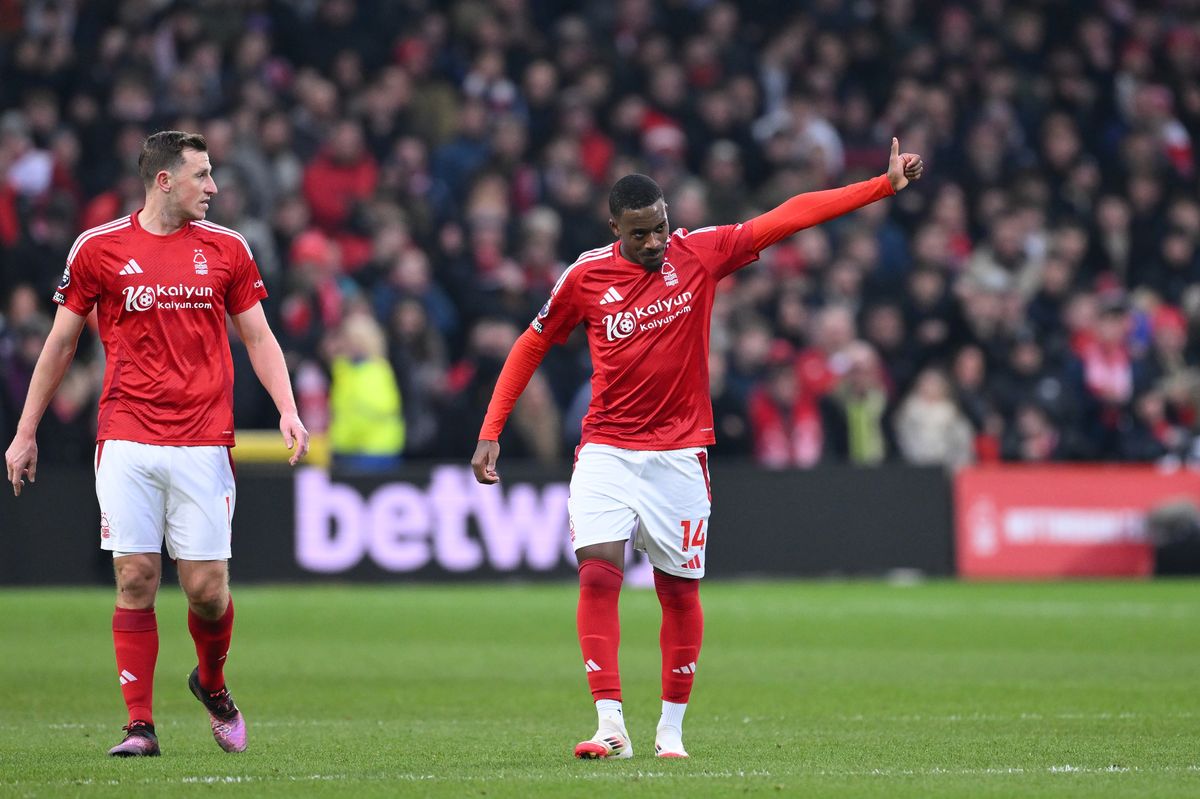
[887,137,924,191]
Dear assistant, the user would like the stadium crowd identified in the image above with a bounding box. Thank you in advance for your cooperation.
[3,0,1200,470]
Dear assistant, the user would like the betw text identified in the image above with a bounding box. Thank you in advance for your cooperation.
[295,467,574,573]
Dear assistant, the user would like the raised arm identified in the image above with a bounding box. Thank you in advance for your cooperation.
[5,305,87,495]
[230,302,309,465]
[748,138,923,252]
[471,328,553,484]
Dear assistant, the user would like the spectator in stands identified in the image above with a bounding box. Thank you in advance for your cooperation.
[302,120,378,269]
[796,304,857,399]
[1001,402,1075,463]
[442,318,560,463]
[327,312,405,472]
[820,341,891,465]
[950,343,1001,462]
[709,349,752,459]
[894,367,975,470]
[1066,296,1145,458]
[748,341,825,469]
[277,230,347,366]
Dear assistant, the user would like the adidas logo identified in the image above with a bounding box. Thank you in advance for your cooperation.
[598,286,624,305]
[671,662,697,675]
[119,669,138,685]
[679,555,702,570]
[584,658,602,673]
[118,259,144,276]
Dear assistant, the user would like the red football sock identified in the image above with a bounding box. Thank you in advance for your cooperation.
[577,559,623,702]
[655,570,703,703]
[112,607,158,725]
[188,596,234,692]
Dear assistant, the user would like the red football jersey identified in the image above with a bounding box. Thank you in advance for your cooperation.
[533,224,758,449]
[53,212,268,446]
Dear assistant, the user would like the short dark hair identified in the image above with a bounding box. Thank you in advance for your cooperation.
[609,173,663,217]
[138,130,207,187]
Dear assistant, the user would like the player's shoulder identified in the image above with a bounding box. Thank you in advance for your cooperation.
[567,243,615,270]
[190,219,255,259]
[552,243,614,295]
[670,224,745,244]
[67,215,134,265]
[668,224,750,261]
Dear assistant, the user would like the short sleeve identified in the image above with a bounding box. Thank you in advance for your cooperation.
[531,267,584,345]
[52,240,101,316]
[677,223,759,281]
[225,242,268,315]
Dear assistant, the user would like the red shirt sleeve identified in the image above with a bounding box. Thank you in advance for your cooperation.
[478,329,553,440]
[53,238,101,317]
[530,263,585,344]
[225,240,268,315]
[672,224,760,281]
[748,175,896,252]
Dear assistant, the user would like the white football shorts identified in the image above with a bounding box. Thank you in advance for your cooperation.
[95,440,236,560]
[568,442,712,578]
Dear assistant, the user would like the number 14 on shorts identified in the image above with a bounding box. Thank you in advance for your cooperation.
[681,519,706,552]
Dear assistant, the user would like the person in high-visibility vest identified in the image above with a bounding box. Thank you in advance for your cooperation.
[328,312,405,471]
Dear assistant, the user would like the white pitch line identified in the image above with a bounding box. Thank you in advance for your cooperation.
[761,599,1199,621]
[12,710,1194,734]
[735,711,1197,724]
[4,765,1198,789]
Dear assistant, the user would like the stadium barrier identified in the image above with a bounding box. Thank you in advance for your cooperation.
[0,462,952,585]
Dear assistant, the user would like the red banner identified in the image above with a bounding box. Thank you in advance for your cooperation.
[955,465,1200,578]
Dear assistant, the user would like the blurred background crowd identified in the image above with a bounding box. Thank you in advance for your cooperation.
[3,0,1200,471]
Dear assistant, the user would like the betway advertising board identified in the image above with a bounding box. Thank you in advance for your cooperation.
[267,464,951,581]
[955,465,1200,579]
[0,463,952,584]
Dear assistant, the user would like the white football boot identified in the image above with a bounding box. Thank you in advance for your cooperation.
[574,717,633,759]
[654,725,688,758]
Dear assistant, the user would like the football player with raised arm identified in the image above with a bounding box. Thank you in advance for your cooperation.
[472,139,923,760]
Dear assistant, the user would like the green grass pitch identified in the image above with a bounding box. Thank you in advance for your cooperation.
[0,580,1197,797]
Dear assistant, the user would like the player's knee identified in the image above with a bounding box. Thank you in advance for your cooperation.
[653,570,700,608]
[182,573,228,616]
[114,563,159,606]
[185,582,224,610]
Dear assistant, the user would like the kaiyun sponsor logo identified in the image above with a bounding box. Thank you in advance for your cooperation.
[602,291,693,341]
[122,283,215,312]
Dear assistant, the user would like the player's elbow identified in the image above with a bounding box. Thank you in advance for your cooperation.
[43,332,80,363]
[239,324,275,351]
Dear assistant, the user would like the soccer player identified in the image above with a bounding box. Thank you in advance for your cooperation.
[471,139,923,759]
[4,131,309,757]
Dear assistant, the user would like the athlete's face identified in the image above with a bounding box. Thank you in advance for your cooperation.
[169,148,218,221]
[611,199,669,272]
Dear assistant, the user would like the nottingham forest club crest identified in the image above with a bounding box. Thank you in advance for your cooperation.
[193,249,208,275]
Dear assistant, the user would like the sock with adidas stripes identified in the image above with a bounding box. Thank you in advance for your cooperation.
[654,570,703,705]
[577,559,623,702]
[188,595,234,692]
[113,606,158,725]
